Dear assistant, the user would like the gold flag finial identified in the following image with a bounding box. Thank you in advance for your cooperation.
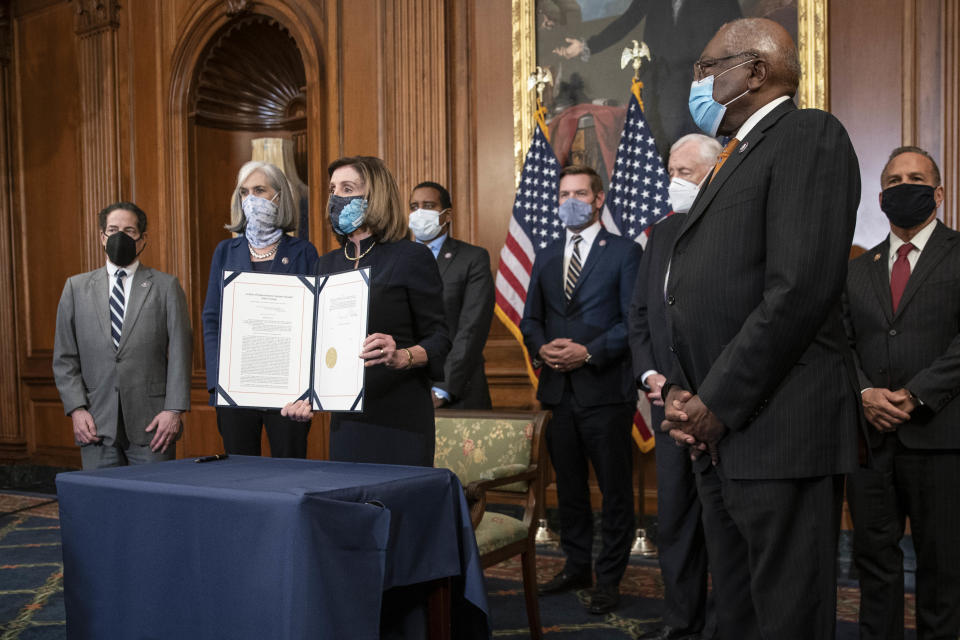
[620,40,651,82]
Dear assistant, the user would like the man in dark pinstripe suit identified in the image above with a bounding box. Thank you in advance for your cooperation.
[661,18,862,639]
[844,146,960,640]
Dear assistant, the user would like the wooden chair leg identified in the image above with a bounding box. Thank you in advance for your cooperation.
[520,545,543,640]
[426,577,451,640]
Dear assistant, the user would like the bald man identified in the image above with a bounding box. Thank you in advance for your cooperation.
[661,19,862,639]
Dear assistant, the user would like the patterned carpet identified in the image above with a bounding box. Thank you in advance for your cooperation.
[0,491,917,639]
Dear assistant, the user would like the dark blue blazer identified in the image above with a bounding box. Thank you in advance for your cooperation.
[521,226,642,407]
[202,234,320,396]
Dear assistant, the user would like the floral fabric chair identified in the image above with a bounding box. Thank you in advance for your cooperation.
[434,409,550,640]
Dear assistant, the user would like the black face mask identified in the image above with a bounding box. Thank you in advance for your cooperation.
[880,183,937,229]
[105,232,140,267]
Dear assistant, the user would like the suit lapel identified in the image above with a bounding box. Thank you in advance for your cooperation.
[119,267,153,349]
[567,228,607,304]
[436,237,457,277]
[894,222,956,319]
[679,100,796,240]
[89,267,112,345]
[866,240,894,324]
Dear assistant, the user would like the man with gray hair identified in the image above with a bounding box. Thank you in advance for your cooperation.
[662,18,861,639]
[629,132,720,640]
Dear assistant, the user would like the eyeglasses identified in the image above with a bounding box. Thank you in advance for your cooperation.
[694,51,759,81]
[102,227,141,240]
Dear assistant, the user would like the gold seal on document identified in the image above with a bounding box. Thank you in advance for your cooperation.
[325,347,337,368]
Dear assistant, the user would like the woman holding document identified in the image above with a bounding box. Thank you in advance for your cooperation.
[282,156,450,466]
[203,161,320,458]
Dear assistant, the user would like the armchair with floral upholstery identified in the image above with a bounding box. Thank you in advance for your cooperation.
[434,409,550,640]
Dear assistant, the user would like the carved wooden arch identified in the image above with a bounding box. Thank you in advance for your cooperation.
[163,0,328,306]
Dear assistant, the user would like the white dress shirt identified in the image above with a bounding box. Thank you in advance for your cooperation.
[563,220,602,284]
[888,218,937,278]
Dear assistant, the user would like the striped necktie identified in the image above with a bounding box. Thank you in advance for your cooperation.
[110,269,126,349]
[565,234,583,301]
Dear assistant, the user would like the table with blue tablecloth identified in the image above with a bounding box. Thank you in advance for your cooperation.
[56,456,490,640]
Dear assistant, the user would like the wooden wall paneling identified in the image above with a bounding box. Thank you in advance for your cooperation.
[73,0,121,273]
[915,0,942,172]
[944,0,959,230]
[445,0,475,244]
[0,4,22,456]
[13,4,83,374]
[830,0,903,244]
[381,0,447,200]
[21,382,79,466]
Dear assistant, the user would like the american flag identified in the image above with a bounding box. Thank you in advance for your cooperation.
[601,86,672,250]
[602,82,672,453]
[494,119,560,382]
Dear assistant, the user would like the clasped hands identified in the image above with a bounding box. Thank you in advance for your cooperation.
[861,387,917,433]
[538,338,588,373]
[662,387,727,465]
[282,333,409,422]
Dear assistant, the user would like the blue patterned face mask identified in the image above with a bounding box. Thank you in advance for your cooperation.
[688,58,753,137]
[242,194,282,248]
[557,197,594,228]
[328,195,368,235]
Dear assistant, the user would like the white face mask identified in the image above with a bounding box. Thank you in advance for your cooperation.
[668,177,700,213]
[408,208,447,241]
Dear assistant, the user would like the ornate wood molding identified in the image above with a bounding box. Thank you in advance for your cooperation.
[192,16,306,131]
[0,1,21,449]
[225,0,252,17]
[75,2,121,270]
[382,0,448,198]
[944,0,959,230]
[73,0,120,38]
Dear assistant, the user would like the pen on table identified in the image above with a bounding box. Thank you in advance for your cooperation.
[195,454,229,463]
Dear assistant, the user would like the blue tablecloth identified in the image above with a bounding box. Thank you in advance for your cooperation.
[56,456,490,640]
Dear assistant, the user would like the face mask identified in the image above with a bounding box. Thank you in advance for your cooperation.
[557,197,594,228]
[688,58,754,137]
[104,231,140,267]
[667,177,700,213]
[328,194,368,235]
[408,209,447,241]
[242,194,282,248]
[880,183,937,228]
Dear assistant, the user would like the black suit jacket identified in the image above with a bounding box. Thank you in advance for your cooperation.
[434,237,494,409]
[629,213,686,387]
[664,100,862,480]
[844,222,960,450]
[521,227,642,407]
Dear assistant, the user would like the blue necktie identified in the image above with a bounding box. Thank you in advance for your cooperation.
[110,269,126,349]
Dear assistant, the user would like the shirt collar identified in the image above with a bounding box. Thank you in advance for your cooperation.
[420,232,448,259]
[889,218,937,256]
[106,260,140,278]
[565,220,601,246]
[735,95,791,141]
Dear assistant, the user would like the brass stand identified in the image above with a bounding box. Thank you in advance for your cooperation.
[630,527,657,557]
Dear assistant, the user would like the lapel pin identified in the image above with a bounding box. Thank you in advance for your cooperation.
[141,282,149,287]
[281,257,289,265]
[873,253,882,262]
[444,252,452,259]
[739,141,749,153]
[599,239,607,247]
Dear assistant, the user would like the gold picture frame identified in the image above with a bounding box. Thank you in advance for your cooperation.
[512,0,829,179]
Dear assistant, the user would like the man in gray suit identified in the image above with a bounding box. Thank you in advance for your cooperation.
[844,147,960,640]
[53,202,192,469]
[408,181,494,409]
